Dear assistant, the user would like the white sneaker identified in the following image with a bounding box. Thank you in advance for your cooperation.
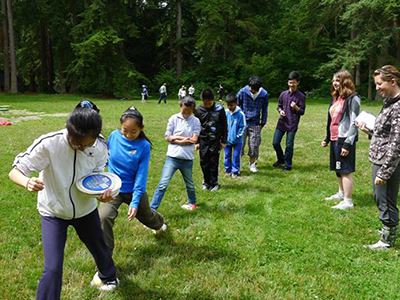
[324,192,344,201]
[249,163,258,173]
[209,184,220,192]
[365,240,390,250]
[331,200,354,210]
[181,203,198,211]
[152,223,167,235]
[90,272,119,291]
[202,183,209,190]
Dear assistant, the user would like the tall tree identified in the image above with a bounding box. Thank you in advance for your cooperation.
[2,0,17,92]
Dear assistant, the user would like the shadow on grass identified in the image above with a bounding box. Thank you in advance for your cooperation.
[115,232,237,299]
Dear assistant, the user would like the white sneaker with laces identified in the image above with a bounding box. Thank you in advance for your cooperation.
[90,272,119,291]
[152,223,167,235]
[324,192,344,201]
[365,240,390,250]
[249,163,258,173]
[331,200,354,210]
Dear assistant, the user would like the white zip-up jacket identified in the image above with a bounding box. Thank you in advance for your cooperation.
[13,129,108,219]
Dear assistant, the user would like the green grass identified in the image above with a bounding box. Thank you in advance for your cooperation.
[0,94,399,300]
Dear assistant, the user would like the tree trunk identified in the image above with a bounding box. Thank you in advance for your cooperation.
[39,23,55,92]
[2,0,10,92]
[175,0,182,77]
[355,64,360,87]
[367,56,373,100]
[394,17,400,61]
[6,0,17,93]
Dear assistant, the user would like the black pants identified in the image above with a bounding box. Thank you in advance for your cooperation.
[37,209,116,300]
[199,141,221,187]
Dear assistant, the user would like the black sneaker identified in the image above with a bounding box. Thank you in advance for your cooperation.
[283,166,292,172]
[272,161,284,168]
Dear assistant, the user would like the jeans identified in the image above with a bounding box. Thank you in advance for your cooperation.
[98,192,164,253]
[272,128,297,168]
[150,156,196,210]
[373,163,400,227]
[224,143,242,175]
[36,209,116,300]
[158,93,167,103]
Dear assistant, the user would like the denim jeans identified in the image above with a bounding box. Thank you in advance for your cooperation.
[272,128,297,168]
[224,143,242,175]
[150,156,196,210]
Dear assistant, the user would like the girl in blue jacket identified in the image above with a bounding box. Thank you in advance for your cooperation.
[98,107,166,254]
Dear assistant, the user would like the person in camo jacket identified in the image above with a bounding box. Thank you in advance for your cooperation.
[357,65,400,250]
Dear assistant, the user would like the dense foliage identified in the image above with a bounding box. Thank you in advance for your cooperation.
[1,0,400,97]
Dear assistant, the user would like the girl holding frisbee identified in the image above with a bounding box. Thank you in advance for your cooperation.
[8,101,118,299]
[98,107,166,254]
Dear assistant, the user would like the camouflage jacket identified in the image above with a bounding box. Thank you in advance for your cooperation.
[369,95,400,180]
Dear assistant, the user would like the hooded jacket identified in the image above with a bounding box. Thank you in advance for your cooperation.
[195,102,227,145]
[226,106,246,145]
[323,93,360,150]
[369,95,400,180]
[13,129,108,220]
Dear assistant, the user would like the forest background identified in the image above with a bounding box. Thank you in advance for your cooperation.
[1,0,400,99]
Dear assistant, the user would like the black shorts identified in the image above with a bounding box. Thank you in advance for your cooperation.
[329,139,356,175]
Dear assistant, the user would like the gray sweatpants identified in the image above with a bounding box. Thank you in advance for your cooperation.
[372,164,400,227]
[98,192,164,253]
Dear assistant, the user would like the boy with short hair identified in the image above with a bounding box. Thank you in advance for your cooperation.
[150,96,201,211]
[272,71,306,171]
[195,89,227,191]
[224,93,246,178]
[237,76,269,173]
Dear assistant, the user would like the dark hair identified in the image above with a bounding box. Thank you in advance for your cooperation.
[200,88,214,100]
[180,96,196,108]
[288,71,300,81]
[248,76,262,90]
[225,93,237,104]
[66,108,102,140]
[120,106,152,145]
[75,99,100,113]
[331,70,355,98]
[374,65,400,85]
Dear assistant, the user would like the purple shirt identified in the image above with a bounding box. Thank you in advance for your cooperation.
[276,90,306,132]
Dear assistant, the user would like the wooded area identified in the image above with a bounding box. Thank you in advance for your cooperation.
[1,0,399,98]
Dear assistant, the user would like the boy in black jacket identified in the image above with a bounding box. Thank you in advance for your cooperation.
[195,89,228,191]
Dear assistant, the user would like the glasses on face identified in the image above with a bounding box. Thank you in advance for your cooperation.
[68,136,96,150]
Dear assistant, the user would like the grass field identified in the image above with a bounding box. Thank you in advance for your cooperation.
[0,94,398,300]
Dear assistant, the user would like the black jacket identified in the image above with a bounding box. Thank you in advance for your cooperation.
[195,103,227,144]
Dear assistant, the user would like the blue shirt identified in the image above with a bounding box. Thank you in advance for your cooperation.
[108,130,151,208]
[236,85,269,126]
[276,90,306,132]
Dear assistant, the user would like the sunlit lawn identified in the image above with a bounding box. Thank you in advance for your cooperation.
[0,93,397,300]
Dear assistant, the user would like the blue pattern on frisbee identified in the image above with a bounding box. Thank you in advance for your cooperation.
[82,174,112,191]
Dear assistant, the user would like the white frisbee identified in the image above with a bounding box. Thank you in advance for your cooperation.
[76,172,121,196]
